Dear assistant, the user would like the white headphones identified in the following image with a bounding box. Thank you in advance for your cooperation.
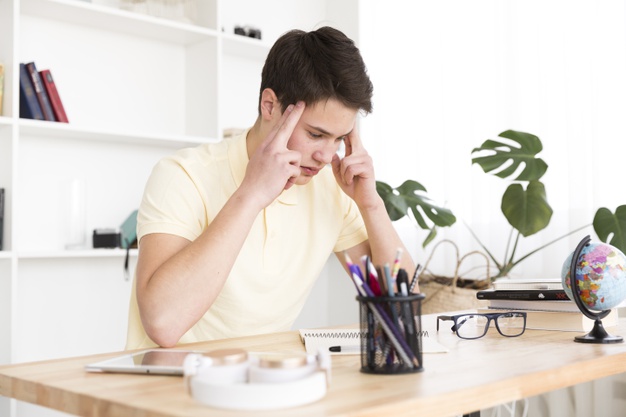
[183,348,331,410]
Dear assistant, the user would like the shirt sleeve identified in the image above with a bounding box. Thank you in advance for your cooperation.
[137,156,206,243]
[333,191,368,253]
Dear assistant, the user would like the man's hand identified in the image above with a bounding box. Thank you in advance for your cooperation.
[241,102,305,210]
[331,129,380,209]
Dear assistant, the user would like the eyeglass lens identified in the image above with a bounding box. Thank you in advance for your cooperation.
[455,313,525,339]
[494,313,525,337]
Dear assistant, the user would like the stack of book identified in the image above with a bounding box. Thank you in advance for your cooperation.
[476,278,618,332]
[19,61,69,123]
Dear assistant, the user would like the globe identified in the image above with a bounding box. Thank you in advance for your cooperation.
[561,241,626,311]
[561,236,626,343]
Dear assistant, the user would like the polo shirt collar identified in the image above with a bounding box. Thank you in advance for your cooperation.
[228,129,299,206]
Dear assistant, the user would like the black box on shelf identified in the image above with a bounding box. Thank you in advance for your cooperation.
[93,228,121,248]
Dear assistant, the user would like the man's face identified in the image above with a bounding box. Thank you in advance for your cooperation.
[284,98,358,186]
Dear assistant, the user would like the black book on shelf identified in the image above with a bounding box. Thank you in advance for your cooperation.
[25,62,56,121]
[19,63,44,120]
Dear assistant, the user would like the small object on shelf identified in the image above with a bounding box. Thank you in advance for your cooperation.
[234,25,262,40]
[120,210,138,249]
[93,228,121,248]
[0,188,4,251]
[25,62,56,122]
[40,69,69,123]
[19,63,44,120]
[120,210,138,281]
[0,63,4,115]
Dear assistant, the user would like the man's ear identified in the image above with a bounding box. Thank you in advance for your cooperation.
[259,88,280,120]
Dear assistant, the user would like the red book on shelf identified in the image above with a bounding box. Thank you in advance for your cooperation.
[25,62,56,121]
[40,69,69,123]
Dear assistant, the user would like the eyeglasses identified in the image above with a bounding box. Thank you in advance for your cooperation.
[436,312,527,339]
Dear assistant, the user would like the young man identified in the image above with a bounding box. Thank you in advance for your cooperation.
[126,26,415,349]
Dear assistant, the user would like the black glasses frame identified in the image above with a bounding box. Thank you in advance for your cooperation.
[436,312,527,340]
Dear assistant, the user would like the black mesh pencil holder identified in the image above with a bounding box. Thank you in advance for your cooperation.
[356,293,425,374]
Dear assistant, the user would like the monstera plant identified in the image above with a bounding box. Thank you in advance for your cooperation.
[377,129,626,280]
[471,130,626,278]
[376,179,456,248]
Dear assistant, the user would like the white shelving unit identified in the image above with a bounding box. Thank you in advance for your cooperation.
[0,0,359,415]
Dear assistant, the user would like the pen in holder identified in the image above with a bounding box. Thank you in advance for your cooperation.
[356,293,425,374]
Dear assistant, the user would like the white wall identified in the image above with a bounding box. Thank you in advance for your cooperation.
[357,0,626,280]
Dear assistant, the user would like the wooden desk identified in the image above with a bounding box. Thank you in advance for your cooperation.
[2,315,626,417]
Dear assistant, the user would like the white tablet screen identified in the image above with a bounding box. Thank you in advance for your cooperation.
[85,349,195,375]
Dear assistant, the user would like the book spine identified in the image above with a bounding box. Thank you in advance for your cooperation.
[477,290,569,301]
[19,63,44,120]
[25,62,56,121]
[487,299,580,312]
[0,63,4,116]
[0,188,4,251]
[40,69,69,123]
[492,284,564,291]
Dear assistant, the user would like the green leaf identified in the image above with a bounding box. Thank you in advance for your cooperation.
[471,130,548,181]
[501,180,553,237]
[395,180,456,228]
[376,181,407,221]
[593,205,626,254]
[422,227,438,248]
[376,180,457,247]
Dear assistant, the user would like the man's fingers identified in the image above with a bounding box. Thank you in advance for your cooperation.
[266,101,305,149]
[335,153,373,186]
[284,156,302,190]
[343,128,363,156]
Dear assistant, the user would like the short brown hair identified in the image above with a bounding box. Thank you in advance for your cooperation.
[259,26,373,114]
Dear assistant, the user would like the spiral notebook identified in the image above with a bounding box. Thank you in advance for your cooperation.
[298,327,448,355]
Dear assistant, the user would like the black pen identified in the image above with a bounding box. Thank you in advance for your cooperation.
[397,269,418,355]
[409,263,422,294]
[329,345,360,353]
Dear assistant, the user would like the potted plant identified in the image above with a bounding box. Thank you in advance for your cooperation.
[377,130,626,312]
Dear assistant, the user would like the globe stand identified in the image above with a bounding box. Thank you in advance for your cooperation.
[569,235,623,344]
[575,319,622,344]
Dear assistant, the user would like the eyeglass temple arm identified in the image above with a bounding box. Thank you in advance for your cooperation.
[436,315,455,331]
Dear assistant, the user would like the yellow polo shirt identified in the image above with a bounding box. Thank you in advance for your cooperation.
[126,130,367,348]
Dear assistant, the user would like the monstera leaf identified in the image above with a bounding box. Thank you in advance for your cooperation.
[376,180,456,247]
[471,130,548,181]
[593,205,626,254]
[501,181,553,237]
[471,130,552,241]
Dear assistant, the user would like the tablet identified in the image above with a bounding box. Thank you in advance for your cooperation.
[85,349,196,375]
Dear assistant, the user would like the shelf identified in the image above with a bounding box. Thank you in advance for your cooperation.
[222,33,271,60]
[18,119,217,148]
[0,252,12,259]
[21,0,219,45]
[0,117,13,126]
[17,248,138,259]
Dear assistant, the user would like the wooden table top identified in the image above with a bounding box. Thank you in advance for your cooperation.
[2,314,626,417]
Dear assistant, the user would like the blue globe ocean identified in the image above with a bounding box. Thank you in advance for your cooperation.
[561,241,626,311]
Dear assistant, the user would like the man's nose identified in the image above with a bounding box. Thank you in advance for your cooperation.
[313,143,339,165]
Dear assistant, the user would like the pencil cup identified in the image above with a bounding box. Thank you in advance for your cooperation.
[356,293,425,374]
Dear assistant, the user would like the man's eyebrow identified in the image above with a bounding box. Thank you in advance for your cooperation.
[306,124,353,138]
